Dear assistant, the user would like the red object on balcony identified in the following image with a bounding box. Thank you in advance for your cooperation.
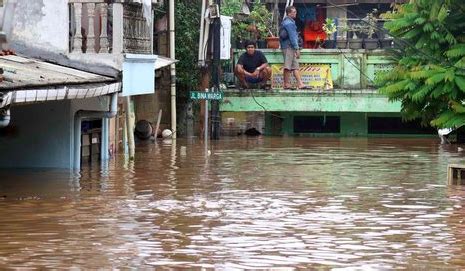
[302,6,326,48]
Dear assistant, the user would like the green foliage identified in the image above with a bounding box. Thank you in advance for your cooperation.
[378,0,465,129]
[221,0,242,16]
[250,3,275,38]
[175,0,201,93]
[322,18,337,38]
[232,20,252,41]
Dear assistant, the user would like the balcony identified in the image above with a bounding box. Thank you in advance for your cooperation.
[220,48,398,113]
[69,0,152,55]
[229,48,392,89]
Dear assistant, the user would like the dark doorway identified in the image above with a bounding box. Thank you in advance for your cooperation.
[294,116,340,133]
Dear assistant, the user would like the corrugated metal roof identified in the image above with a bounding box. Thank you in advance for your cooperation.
[0,55,116,91]
[0,82,121,108]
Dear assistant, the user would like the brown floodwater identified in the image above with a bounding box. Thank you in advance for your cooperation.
[1,137,465,269]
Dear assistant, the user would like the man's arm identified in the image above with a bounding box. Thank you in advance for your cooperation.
[255,53,269,72]
[236,64,255,77]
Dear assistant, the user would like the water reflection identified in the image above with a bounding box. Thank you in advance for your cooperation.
[1,137,465,268]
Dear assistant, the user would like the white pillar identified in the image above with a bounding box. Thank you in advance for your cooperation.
[72,3,83,52]
[169,0,176,139]
[112,2,124,54]
[125,96,135,159]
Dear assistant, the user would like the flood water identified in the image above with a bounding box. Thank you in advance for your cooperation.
[1,137,465,269]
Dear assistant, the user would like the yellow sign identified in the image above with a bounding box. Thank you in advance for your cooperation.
[271,64,333,89]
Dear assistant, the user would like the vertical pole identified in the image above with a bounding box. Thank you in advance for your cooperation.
[198,0,207,66]
[211,1,221,139]
[125,96,135,159]
[186,101,194,138]
[199,68,210,138]
[154,109,163,139]
[204,88,209,142]
[74,117,82,169]
[169,0,177,139]
[101,118,111,161]
[122,106,128,155]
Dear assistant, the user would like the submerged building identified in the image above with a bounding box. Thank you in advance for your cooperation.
[220,0,436,137]
[0,0,169,168]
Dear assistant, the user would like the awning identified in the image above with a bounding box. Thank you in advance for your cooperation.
[0,54,120,108]
[0,55,116,91]
[0,82,121,108]
[154,55,178,70]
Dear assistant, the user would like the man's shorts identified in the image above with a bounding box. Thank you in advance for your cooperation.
[282,48,299,70]
[245,76,264,84]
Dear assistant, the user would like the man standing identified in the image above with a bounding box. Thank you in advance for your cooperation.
[234,40,272,90]
[280,6,307,90]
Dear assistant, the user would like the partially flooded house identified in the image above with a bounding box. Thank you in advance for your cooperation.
[0,0,167,168]
[220,0,437,137]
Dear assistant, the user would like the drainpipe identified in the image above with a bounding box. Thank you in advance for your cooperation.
[169,0,176,139]
[73,93,118,169]
[198,0,206,66]
[0,108,10,128]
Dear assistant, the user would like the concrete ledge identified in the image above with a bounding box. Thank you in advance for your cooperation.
[224,88,381,96]
[220,90,401,112]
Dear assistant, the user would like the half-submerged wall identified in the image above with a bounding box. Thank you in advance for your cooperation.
[0,97,110,168]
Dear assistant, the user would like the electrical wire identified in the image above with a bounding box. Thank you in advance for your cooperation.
[249,88,285,119]
[337,48,377,86]
[326,0,465,72]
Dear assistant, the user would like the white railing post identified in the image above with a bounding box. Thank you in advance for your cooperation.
[72,3,83,52]
[86,2,96,53]
[99,2,109,53]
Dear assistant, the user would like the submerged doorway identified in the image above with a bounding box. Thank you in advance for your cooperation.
[81,119,102,165]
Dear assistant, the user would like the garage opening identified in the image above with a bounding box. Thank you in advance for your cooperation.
[294,116,340,133]
[368,117,436,134]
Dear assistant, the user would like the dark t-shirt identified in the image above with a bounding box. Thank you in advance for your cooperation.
[237,51,268,73]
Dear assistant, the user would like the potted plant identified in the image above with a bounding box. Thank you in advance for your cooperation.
[322,18,337,49]
[348,22,363,50]
[336,17,348,49]
[250,3,279,49]
[362,11,379,50]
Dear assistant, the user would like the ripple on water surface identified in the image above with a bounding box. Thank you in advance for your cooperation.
[1,137,465,269]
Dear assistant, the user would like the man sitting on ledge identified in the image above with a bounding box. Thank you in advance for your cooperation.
[234,40,272,90]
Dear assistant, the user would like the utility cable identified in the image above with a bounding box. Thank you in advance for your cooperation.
[326,0,465,72]
[337,48,377,86]
[249,88,285,119]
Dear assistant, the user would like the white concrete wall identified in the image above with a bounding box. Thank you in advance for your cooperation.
[6,0,122,76]
[0,100,72,168]
[10,0,69,53]
[0,96,110,168]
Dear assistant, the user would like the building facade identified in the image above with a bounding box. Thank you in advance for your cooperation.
[220,0,436,137]
[0,0,161,168]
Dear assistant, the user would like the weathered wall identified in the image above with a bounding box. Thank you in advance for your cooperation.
[0,100,72,168]
[6,0,121,76]
[10,0,69,53]
[0,96,109,168]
